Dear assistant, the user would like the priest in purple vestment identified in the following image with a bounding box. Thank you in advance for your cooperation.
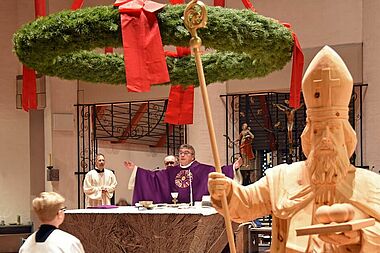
[125,144,242,205]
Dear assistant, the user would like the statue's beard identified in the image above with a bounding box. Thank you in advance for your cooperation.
[306,142,350,185]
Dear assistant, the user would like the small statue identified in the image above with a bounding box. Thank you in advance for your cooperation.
[273,100,303,145]
[235,123,255,167]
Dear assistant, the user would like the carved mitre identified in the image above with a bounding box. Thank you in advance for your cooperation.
[302,46,353,122]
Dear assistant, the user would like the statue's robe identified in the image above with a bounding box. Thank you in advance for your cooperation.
[212,162,380,252]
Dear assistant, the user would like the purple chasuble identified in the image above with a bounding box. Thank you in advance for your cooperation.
[132,161,234,204]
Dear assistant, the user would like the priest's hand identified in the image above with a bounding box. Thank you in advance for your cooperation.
[124,160,135,170]
[319,230,361,246]
[233,157,243,170]
[208,172,232,201]
[101,186,111,192]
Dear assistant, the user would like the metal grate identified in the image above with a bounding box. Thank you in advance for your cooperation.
[75,99,186,208]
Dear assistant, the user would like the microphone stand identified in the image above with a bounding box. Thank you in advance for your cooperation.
[189,170,193,206]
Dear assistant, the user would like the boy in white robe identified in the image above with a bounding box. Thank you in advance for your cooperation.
[19,192,85,253]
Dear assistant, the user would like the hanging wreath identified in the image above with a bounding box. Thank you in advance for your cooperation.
[13,4,293,86]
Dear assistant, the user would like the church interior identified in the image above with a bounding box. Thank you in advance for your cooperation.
[1,0,379,252]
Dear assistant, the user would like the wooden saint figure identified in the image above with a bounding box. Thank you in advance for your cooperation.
[236,123,255,167]
[209,46,380,252]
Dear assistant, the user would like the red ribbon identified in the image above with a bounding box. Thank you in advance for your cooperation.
[116,0,170,92]
[104,47,114,54]
[22,0,45,111]
[22,66,37,111]
[71,0,84,10]
[164,46,194,125]
[34,0,46,17]
[163,0,194,125]
[164,85,194,125]
[213,0,225,7]
[168,0,183,4]
[283,23,304,109]
[241,0,256,12]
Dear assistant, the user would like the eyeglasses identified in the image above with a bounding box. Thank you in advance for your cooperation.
[179,151,193,156]
[165,161,175,166]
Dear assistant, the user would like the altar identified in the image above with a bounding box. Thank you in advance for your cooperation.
[60,206,237,253]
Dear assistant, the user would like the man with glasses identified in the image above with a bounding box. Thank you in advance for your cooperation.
[125,144,242,205]
[163,155,178,168]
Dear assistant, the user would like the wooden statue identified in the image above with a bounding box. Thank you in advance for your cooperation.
[236,123,255,168]
[273,100,303,145]
[208,46,380,252]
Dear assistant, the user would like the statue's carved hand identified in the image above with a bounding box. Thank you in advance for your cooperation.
[319,230,361,246]
[208,172,232,201]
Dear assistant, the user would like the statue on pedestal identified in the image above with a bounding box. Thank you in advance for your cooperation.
[235,123,255,168]
[209,46,380,252]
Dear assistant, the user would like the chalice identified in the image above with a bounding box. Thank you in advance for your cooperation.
[171,192,178,205]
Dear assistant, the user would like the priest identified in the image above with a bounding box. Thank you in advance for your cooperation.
[125,144,242,204]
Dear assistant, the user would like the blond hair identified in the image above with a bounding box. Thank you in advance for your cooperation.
[32,192,65,223]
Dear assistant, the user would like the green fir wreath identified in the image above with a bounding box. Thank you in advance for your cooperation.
[13,4,294,86]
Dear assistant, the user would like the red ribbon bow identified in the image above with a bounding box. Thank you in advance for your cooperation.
[115,0,170,92]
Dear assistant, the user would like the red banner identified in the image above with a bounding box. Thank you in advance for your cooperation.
[168,0,183,4]
[34,0,46,17]
[71,0,84,10]
[283,23,304,109]
[241,0,256,12]
[213,0,225,7]
[104,47,114,54]
[164,0,194,125]
[22,0,46,111]
[22,66,37,111]
[117,0,169,92]
[164,85,194,125]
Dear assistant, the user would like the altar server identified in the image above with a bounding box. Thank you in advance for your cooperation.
[83,153,117,207]
[19,192,85,253]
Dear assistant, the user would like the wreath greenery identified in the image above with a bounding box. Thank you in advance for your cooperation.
[13,4,294,86]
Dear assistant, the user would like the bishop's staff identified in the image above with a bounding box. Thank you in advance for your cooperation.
[183,1,236,252]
